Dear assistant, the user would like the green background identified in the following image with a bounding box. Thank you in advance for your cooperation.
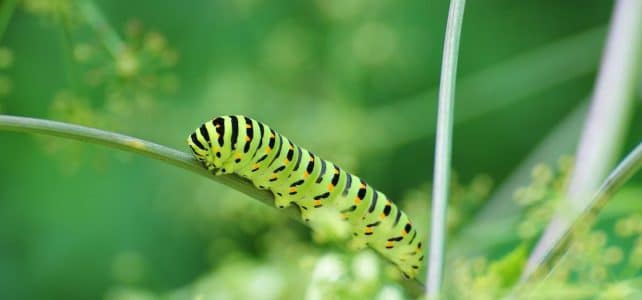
[1,1,641,299]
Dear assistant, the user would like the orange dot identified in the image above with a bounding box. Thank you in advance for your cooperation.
[354,197,361,205]
[245,136,251,142]
[327,184,334,191]
[380,213,386,220]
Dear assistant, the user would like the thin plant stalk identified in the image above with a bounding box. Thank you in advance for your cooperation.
[427,0,466,297]
[0,0,17,42]
[514,141,642,295]
[77,1,125,58]
[0,115,301,221]
[523,0,642,278]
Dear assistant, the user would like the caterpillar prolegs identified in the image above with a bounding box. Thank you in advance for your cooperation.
[187,115,424,279]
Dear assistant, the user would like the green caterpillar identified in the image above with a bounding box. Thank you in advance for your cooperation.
[187,115,423,279]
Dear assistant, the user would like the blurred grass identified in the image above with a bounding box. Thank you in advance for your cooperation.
[1,1,641,300]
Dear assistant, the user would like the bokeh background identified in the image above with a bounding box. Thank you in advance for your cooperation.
[1,1,641,299]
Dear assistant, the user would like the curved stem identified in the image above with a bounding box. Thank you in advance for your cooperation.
[523,0,642,279]
[513,140,642,294]
[427,0,466,298]
[0,115,301,221]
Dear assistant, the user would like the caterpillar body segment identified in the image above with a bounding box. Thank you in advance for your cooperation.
[188,115,424,279]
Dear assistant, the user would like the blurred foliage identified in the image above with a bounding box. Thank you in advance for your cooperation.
[1,0,642,299]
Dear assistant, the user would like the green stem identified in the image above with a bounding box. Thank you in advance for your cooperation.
[427,0,466,297]
[0,0,17,43]
[514,140,642,294]
[0,115,301,221]
[77,1,124,58]
[523,0,642,279]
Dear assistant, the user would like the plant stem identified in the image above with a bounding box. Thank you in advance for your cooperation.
[523,0,642,279]
[0,0,17,43]
[77,1,124,58]
[427,0,466,297]
[0,115,301,221]
[515,141,642,293]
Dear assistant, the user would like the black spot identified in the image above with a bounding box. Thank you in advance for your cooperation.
[383,204,392,216]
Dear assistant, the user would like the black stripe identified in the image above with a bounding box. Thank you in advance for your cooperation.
[230,116,239,150]
[404,223,412,233]
[243,117,253,153]
[368,190,378,213]
[306,154,315,174]
[292,146,303,171]
[189,145,199,155]
[212,118,224,146]
[190,133,206,150]
[331,166,340,185]
[393,209,402,226]
[408,231,417,244]
[367,221,381,227]
[253,122,265,158]
[313,192,330,200]
[290,179,305,187]
[387,236,403,242]
[315,159,327,183]
[286,142,294,161]
[342,174,352,196]
[199,125,210,144]
[274,165,286,173]
[267,134,283,167]
[268,129,276,149]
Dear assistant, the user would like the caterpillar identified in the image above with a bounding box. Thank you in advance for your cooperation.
[187,115,424,279]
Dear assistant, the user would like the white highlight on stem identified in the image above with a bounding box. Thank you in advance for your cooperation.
[522,0,642,281]
[427,0,466,297]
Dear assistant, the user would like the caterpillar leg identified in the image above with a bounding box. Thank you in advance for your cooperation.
[274,193,293,209]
